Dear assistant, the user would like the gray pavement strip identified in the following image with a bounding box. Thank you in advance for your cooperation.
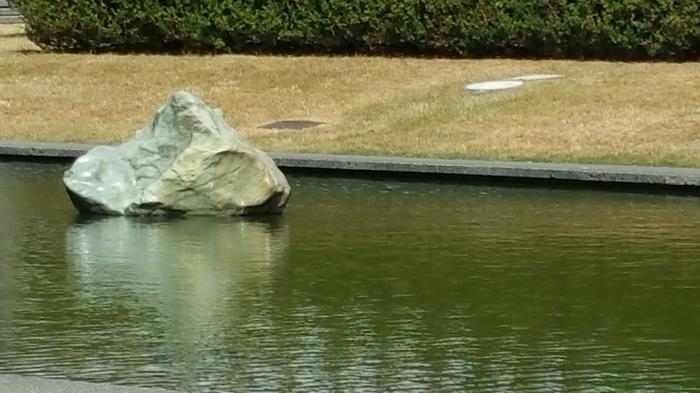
[2,139,700,187]
[0,374,181,393]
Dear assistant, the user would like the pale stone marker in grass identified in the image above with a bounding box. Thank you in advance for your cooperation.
[465,73,563,94]
[465,80,524,93]
[64,91,291,216]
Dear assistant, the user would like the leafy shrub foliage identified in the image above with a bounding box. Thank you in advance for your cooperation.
[9,0,700,59]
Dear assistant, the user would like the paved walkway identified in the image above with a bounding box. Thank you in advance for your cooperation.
[2,139,700,188]
[0,374,180,393]
[0,0,21,23]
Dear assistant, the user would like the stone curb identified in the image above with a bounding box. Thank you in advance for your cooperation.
[2,139,700,188]
[0,374,180,393]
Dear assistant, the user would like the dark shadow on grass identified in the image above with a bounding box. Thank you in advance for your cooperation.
[11,48,44,54]
[14,47,700,63]
[5,35,698,62]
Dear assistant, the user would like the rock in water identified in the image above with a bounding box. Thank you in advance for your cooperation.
[64,91,291,216]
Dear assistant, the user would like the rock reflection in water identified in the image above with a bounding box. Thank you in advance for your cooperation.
[61,216,288,389]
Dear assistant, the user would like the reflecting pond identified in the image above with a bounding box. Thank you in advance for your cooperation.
[0,161,699,392]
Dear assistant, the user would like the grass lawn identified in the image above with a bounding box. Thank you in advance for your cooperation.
[1,24,699,166]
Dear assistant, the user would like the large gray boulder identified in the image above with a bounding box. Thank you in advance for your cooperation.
[64,91,290,216]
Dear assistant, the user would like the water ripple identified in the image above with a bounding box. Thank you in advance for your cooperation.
[1,163,699,391]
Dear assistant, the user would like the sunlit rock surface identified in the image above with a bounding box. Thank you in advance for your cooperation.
[63,91,290,215]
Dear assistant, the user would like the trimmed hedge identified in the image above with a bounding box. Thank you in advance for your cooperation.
[9,0,700,59]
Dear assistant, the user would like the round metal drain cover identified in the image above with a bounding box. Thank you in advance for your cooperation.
[260,120,325,130]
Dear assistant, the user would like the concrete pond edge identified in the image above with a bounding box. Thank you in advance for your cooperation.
[2,139,700,190]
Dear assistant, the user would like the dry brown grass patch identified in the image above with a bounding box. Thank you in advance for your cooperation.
[1,24,699,166]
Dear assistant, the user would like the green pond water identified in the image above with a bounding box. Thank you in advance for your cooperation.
[0,160,699,392]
